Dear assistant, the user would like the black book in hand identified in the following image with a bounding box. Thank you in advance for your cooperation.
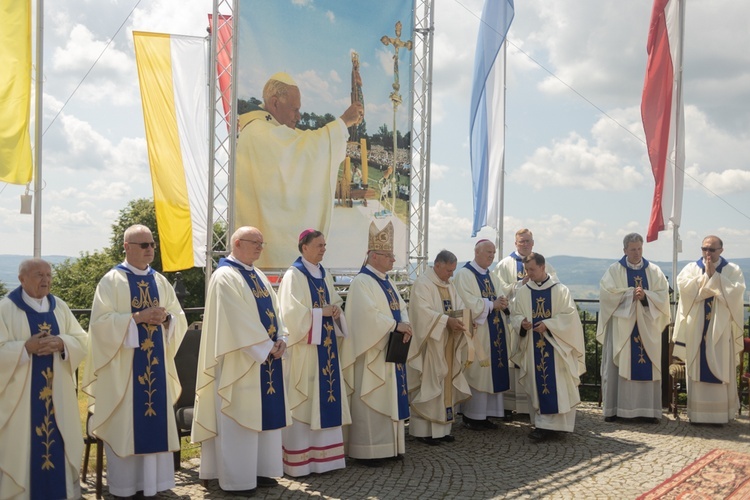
[385,330,411,364]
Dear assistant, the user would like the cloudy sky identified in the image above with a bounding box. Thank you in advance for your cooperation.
[1,0,749,269]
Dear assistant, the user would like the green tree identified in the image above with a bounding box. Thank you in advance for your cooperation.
[0,280,8,298]
[51,198,215,325]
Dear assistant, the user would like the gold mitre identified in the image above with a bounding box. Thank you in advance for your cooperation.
[268,71,297,87]
[368,221,394,253]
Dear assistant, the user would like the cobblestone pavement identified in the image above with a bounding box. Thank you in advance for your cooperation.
[82,403,750,499]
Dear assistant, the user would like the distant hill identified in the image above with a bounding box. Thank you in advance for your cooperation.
[1,254,749,303]
[548,255,750,303]
[0,255,74,292]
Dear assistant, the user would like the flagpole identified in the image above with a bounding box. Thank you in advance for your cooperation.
[33,0,44,258]
[494,40,507,256]
[671,0,686,311]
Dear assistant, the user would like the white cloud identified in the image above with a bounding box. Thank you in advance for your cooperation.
[429,162,449,181]
[511,132,644,191]
[326,11,335,23]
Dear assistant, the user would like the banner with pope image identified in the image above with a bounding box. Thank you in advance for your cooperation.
[235,1,414,270]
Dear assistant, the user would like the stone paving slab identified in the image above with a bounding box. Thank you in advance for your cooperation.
[82,403,750,499]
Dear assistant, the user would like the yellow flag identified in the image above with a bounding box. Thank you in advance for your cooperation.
[0,0,33,185]
[133,32,208,271]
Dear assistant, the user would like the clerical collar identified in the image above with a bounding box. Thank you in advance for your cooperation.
[21,289,49,312]
[626,259,644,270]
[227,254,255,272]
[122,260,151,276]
[365,264,387,279]
[469,260,489,274]
[301,257,322,279]
[534,275,551,287]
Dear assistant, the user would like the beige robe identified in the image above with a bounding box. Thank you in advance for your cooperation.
[453,264,511,395]
[511,277,586,432]
[0,292,87,500]
[235,110,348,268]
[84,266,187,456]
[192,264,291,442]
[406,268,471,435]
[672,260,746,423]
[341,266,409,459]
[597,260,670,419]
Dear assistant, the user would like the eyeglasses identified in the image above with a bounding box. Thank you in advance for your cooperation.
[240,238,266,248]
[127,241,156,249]
[700,247,720,253]
[372,251,395,259]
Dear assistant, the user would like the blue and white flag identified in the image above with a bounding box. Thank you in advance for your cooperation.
[469,0,514,237]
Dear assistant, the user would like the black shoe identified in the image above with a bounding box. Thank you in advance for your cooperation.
[416,436,441,446]
[221,488,257,497]
[528,428,552,442]
[358,458,385,467]
[256,476,278,488]
[481,418,498,429]
[644,417,660,424]
[438,435,455,443]
[463,418,486,431]
[503,410,514,422]
[604,415,618,423]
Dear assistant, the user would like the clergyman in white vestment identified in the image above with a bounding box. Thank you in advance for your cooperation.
[672,235,746,424]
[192,226,292,495]
[597,233,670,422]
[0,259,88,500]
[278,229,350,476]
[84,225,187,498]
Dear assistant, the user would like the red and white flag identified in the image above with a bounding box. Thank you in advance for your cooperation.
[641,0,685,242]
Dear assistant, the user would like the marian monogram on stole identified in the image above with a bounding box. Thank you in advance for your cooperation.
[132,280,161,416]
[533,296,552,395]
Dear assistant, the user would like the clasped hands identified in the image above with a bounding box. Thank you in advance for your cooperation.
[133,306,169,326]
[521,318,548,334]
[25,331,64,356]
[268,339,286,359]
[633,286,646,301]
[396,322,412,343]
[321,304,342,319]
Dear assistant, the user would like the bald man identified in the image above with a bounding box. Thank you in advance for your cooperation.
[453,240,512,431]
[235,72,364,267]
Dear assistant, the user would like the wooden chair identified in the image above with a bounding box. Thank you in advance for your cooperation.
[172,323,202,470]
[667,342,687,418]
[81,411,104,499]
[738,337,750,415]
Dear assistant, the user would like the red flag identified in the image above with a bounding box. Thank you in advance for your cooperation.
[208,14,232,126]
[641,0,685,242]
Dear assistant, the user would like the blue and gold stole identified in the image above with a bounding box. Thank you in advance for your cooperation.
[358,266,409,420]
[218,259,286,429]
[528,283,559,414]
[510,251,525,281]
[9,287,67,500]
[619,257,654,381]
[292,258,342,428]
[116,264,169,454]
[695,257,729,384]
[462,263,510,393]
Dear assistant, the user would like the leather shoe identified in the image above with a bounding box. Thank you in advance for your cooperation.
[528,428,552,442]
[438,435,455,443]
[503,410,514,422]
[221,488,257,497]
[481,419,498,429]
[359,458,385,467]
[463,420,486,431]
[416,436,441,446]
[256,476,278,488]
[604,415,618,423]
